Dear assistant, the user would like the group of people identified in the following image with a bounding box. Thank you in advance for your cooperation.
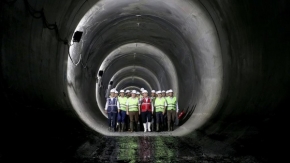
[104,88,178,132]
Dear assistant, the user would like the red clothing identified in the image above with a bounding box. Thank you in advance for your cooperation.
[141,98,152,112]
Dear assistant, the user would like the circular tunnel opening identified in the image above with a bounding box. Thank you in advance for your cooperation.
[66,0,223,136]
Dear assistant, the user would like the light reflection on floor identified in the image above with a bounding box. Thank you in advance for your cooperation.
[66,133,262,163]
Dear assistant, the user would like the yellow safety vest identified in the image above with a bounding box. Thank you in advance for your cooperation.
[166,97,177,110]
[127,97,139,111]
[155,97,166,112]
[118,97,128,111]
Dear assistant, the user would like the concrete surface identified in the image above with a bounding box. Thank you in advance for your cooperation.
[0,0,289,162]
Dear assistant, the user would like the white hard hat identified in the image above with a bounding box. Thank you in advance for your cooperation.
[166,90,169,93]
[168,89,173,93]
[142,90,148,93]
[115,90,118,93]
[110,89,115,93]
[140,88,144,91]
[162,90,165,93]
[156,90,162,94]
[151,90,155,93]
[120,90,125,93]
[136,91,140,95]
[125,90,130,93]
[131,90,136,94]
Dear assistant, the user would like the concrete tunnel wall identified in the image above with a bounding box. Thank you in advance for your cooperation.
[0,0,290,160]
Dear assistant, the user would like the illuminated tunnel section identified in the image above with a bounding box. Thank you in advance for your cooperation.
[68,0,222,136]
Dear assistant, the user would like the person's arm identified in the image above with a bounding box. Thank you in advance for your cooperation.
[126,99,129,115]
[151,100,154,113]
[163,100,167,114]
[138,98,142,115]
[117,100,120,112]
[105,99,108,113]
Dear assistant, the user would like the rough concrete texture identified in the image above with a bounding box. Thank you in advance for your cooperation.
[0,0,289,162]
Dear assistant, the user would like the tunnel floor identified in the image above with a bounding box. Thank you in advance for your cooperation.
[0,102,282,163]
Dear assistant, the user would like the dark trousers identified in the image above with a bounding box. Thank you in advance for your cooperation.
[141,111,152,123]
[129,111,139,122]
[167,110,176,124]
[155,112,163,124]
[108,112,117,128]
[117,110,127,123]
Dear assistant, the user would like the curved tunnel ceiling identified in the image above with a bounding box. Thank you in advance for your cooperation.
[2,0,290,161]
[67,0,223,136]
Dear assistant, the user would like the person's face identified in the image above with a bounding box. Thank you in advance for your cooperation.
[158,93,162,97]
[120,92,124,97]
[115,93,118,97]
[169,92,173,97]
[131,93,136,98]
[110,92,115,97]
[162,93,165,97]
[143,93,148,97]
[151,93,155,97]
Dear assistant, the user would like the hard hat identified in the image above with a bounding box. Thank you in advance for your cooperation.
[162,90,165,93]
[115,90,118,93]
[120,90,125,93]
[151,90,155,93]
[131,90,136,94]
[110,89,115,93]
[125,90,130,93]
[156,90,162,94]
[166,90,169,93]
[140,88,144,91]
[136,91,140,95]
[168,89,173,93]
[142,90,148,93]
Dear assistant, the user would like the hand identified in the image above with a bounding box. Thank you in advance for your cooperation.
[162,111,165,115]
[126,111,129,115]
[139,111,141,115]
[118,109,120,113]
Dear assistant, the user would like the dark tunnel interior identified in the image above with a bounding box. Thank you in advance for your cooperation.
[1,0,290,162]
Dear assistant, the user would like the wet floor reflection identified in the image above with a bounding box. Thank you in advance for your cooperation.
[66,134,262,163]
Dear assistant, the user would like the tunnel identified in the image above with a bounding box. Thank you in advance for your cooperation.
[0,0,289,162]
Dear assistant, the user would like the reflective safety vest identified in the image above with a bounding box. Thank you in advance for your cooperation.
[155,97,166,112]
[127,97,139,111]
[118,96,128,111]
[107,97,118,113]
[141,98,152,112]
[166,97,177,110]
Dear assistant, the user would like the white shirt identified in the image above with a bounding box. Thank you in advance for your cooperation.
[105,96,120,110]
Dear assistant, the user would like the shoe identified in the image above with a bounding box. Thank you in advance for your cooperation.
[143,123,147,132]
[148,122,151,132]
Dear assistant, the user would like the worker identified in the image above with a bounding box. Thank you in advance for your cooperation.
[117,89,128,132]
[114,90,119,98]
[136,91,141,99]
[154,90,167,132]
[125,90,131,98]
[150,90,156,131]
[126,90,140,132]
[139,90,154,132]
[161,90,166,97]
[166,90,170,97]
[105,89,120,132]
[165,89,179,131]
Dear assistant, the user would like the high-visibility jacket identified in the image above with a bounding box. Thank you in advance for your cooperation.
[127,97,139,111]
[155,97,166,112]
[106,97,118,113]
[166,97,177,110]
[118,96,128,111]
[140,98,152,112]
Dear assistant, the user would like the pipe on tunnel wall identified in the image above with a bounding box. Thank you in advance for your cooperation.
[0,0,289,154]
